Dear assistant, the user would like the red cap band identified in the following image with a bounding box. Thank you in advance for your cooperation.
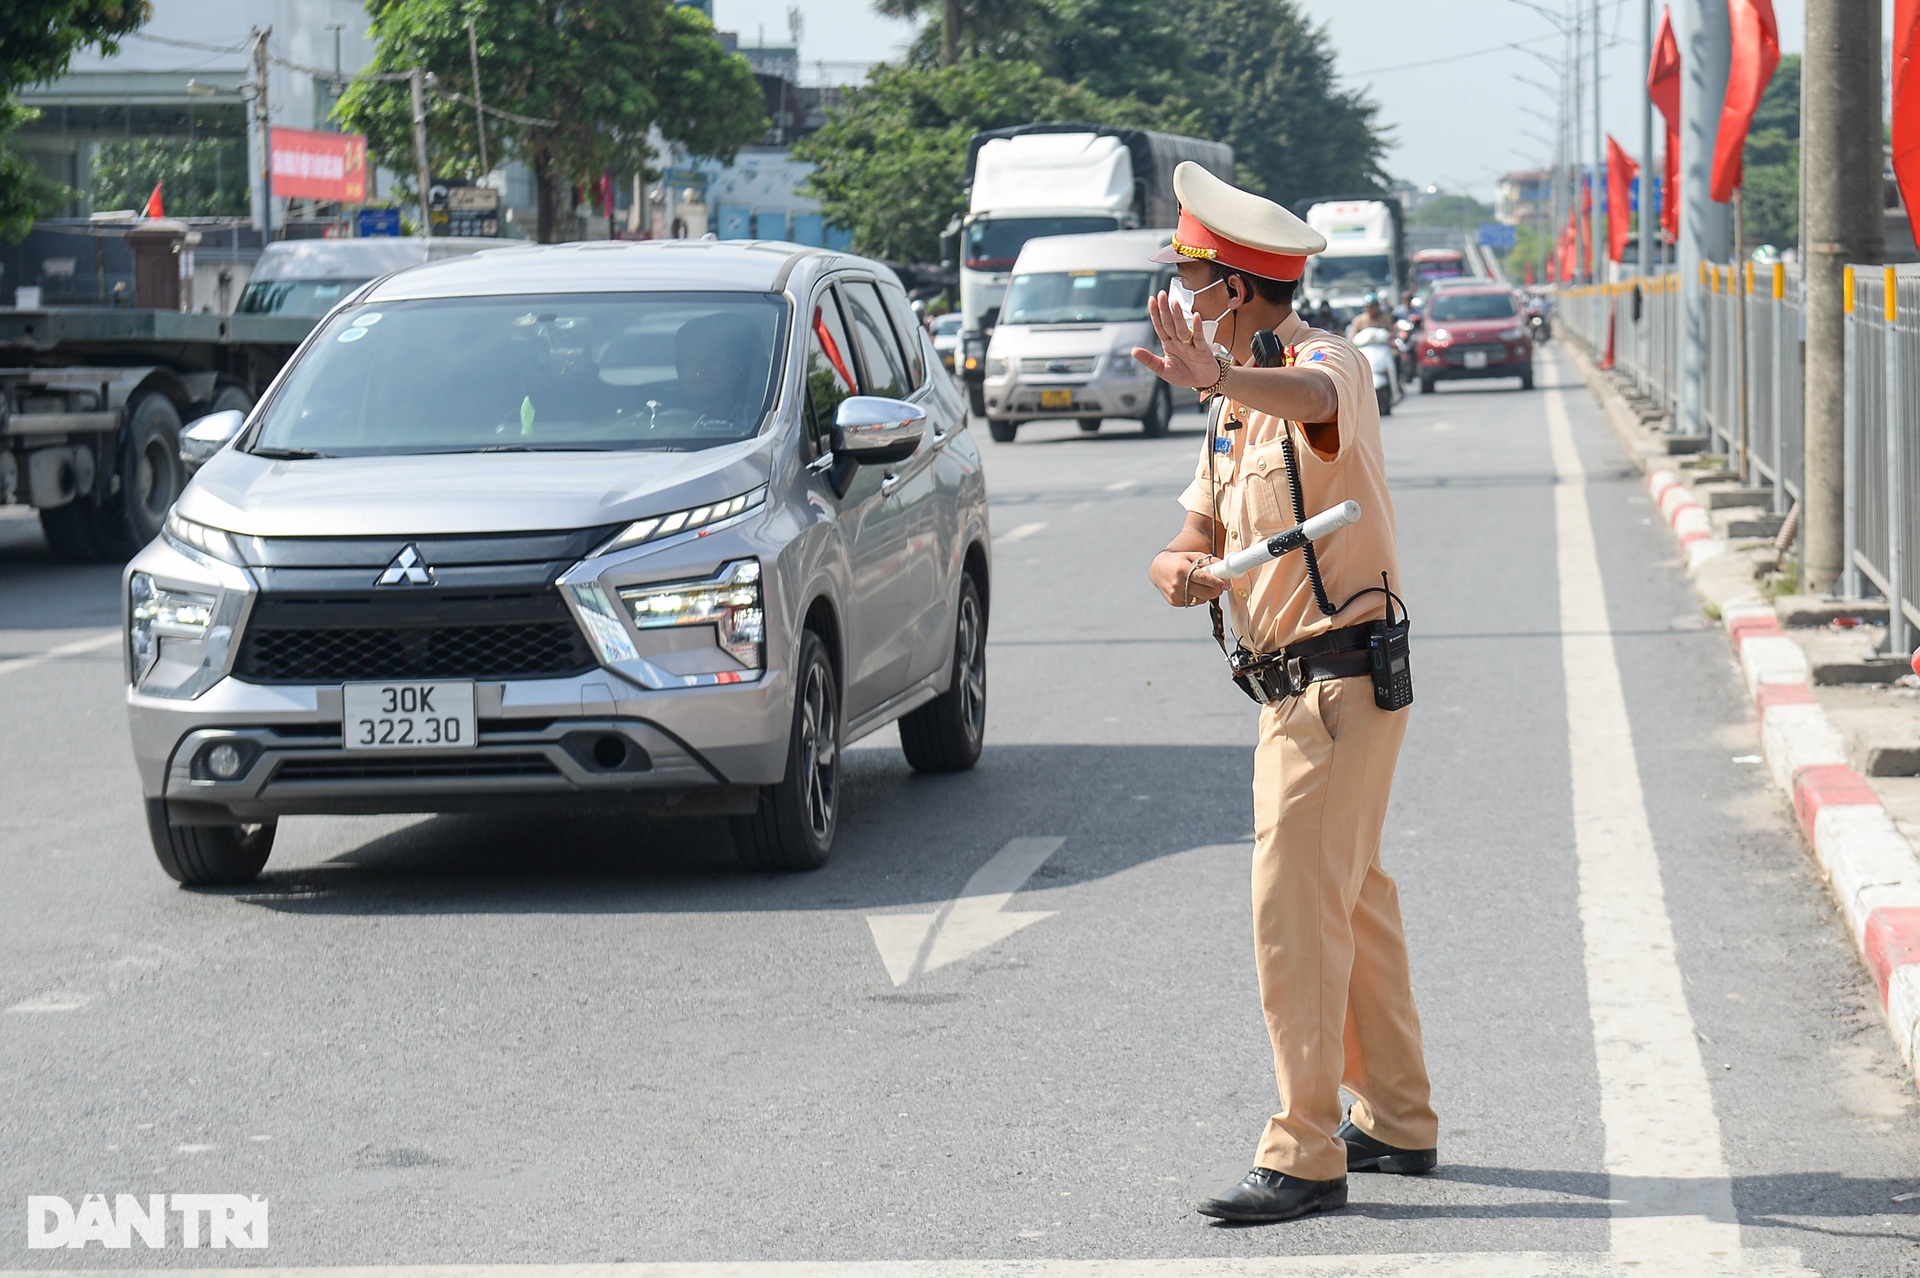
[1168,209,1309,282]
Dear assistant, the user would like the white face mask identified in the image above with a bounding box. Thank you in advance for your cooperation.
[1168,276,1231,351]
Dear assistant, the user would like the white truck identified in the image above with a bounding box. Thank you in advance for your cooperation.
[1297,196,1406,328]
[950,124,1232,414]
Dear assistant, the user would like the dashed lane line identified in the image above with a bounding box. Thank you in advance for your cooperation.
[0,629,120,679]
[993,521,1047,545]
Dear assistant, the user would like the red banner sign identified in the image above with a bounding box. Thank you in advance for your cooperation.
[270,127,368,202]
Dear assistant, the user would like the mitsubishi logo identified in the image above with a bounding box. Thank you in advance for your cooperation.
[376,544,433,586]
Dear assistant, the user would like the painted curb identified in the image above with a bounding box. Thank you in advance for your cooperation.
[1640,462,1920,1081]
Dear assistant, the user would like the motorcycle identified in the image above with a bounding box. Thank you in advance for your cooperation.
[1393,316,1421,387]
[1528,310,1553,343]
[1351,325,1400,417]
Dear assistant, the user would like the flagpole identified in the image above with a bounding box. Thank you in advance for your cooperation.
[1734,184,1749,482]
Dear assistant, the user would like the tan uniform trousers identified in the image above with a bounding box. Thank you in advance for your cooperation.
[1250,675,1438,1180]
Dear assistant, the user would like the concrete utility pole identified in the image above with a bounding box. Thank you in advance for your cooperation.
[1640,0,1657,280]
[409,67,433,240]
[1677,0,1731,436]
[1592,0,1604,282]
[1801,0,1885,594]
[251,28,272,241]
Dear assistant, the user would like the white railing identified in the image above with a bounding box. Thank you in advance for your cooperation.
[1844,265,1920,655]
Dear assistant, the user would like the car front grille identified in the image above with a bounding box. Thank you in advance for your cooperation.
[272,753,562,782]
[1019,356,1098,375]
[233,590,597,683]
[1444,343,1510,366]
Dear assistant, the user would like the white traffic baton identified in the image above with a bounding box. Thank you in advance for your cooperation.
[1202,500,1362,581]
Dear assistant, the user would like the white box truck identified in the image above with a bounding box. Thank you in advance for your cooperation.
[1297,196,1406,327]
[950,124,1231,414]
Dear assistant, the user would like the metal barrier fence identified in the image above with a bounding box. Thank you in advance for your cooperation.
[1559,261,1920,654]
[1844,265,1920,654]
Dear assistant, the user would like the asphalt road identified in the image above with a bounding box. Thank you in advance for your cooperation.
[3,348,1919,1276]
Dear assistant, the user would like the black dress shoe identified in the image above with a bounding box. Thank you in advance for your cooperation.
[1338,1120,1437,1175]
[1195,1168,1347,1222]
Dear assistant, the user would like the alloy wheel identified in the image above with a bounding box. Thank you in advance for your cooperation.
[799,660,838,841]
[956,591,986,746]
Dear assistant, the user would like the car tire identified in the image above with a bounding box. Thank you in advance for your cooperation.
[1519,368,1535,391]
[899,575,987,773]
[145,799,275,886]
[1140,382,1172,438]
[1376,384,1393,417]
[967,383,988,417]
[91,392,185,560]
[1077,417,1102,433]
[987,418,1018,443]
[732,630,840,872]
[1419,373,1437,395]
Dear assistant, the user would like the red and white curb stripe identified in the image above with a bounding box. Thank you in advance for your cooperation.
[1644,469,1920,1076]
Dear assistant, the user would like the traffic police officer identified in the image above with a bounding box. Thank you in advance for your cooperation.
[1137,163,1439,1224]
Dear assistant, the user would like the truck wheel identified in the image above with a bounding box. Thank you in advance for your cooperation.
[899,575,986,773]
[731,630,839,872]
[92,392,184,559]
[207,384,253,416]
[38,502,108,562]
[967,383,988,417]
[1077,417,1102,433]
[1140,383,1172,437]
[987,419,1018,443]
[145,799,275,886]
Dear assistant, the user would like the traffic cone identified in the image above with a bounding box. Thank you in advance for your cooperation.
[141,182,164,218]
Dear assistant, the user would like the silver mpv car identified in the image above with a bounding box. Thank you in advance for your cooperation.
[125,241,991,884]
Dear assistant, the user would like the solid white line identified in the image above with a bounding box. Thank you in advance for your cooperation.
[993,521,1046,545]
[0,1251,1822,1277]
[0,630,120,678]
[1546,380,1803,1277]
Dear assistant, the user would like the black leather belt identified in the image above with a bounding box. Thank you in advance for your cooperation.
[1230,623,1377,705]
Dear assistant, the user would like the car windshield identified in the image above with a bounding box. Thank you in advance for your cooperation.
[248,292,788,457]
[964,217,1121,270]
[236,278,370,316]
[1307,255,1392,291]
[933,314,964,336]
[1427,292,1517,321]
[1000,270,1158,324]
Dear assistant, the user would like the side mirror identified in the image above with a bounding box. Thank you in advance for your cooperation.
[179,409,245,471]
[834,395,925,467]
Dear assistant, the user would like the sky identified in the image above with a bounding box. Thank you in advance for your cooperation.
[711,0,1891,202]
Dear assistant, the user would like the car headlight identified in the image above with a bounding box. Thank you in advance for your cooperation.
[1109,345,1145,375]
[617,559,764,672]
[1428,328,1452,346]
[1498,326,1527,341]
[164,511,242,565]
[593,487,766,557]
[986,357,1009,379]
[129,572,222,694]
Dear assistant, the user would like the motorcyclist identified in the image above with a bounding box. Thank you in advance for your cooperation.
[1346,293,1393,340]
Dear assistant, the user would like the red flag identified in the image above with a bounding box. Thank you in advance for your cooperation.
[1525,261,1536,287]
[1649,7,1682,241]
[1607,136,1640,263]
[141,182,164,218]
[1712,0,1781,201]
[1894,0,1920,240]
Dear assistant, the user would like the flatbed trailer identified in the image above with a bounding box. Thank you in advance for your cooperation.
[0,309,314,562]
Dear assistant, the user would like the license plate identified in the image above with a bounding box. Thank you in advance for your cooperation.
[1463,351,1489,369]
[342,681,476,751]
[1040,389,1074,409]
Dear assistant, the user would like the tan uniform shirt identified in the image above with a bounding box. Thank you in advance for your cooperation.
[1178,311,1398,654]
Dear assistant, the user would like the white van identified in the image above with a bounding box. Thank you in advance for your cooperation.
[978,229,1196,442]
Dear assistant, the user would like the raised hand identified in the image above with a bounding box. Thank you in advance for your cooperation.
[1133,291,1222,390]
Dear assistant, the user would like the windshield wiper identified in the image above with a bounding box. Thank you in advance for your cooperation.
[249,446,335,460]
[469,444,615,453]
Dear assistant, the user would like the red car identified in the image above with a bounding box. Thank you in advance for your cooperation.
[1415,286,1534,393]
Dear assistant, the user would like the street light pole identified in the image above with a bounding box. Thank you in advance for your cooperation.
[410,67,433,240]
[252,27,272,242]
[1592,0,1603,282]
[1640,0,1656,279]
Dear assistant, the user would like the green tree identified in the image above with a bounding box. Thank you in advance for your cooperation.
[793,59,1192,262]
[90,137,249,217]
[1408,193,1494,231]
[1178,0,1388,205]
[1739,53,1799,249]
[336,0,766,244]
[0,1,150,240]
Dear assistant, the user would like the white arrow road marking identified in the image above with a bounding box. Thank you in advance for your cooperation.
[868,837,1064,986]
